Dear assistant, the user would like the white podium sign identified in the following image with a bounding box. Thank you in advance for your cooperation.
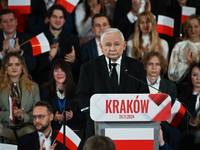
[90,93,171,122]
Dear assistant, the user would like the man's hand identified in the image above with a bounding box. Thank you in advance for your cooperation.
[14,106,24,121]
[131,0,142,16]
[159,128,165,146]
[49,43,59,60]
[64,46,75,63]
[54,111,63,122]
[66,110,73,121]
[10,38,21,53]
[2,37,9,56]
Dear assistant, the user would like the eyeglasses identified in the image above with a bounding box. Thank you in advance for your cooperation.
[32,114,50,120]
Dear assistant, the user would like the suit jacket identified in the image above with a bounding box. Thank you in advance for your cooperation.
[35,28,80,85]
[0,31,36,77]
[80,38,98,64]
[159,78,177,105]
[18,130,68,150]
[0,82,40,126]
[75,55,149,139]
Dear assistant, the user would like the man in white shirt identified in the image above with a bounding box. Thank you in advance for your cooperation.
[143,51,177,103]
[80,13,111,64]
[18,101,67,150]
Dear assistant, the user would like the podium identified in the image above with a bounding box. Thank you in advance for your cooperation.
[90,94,171,150]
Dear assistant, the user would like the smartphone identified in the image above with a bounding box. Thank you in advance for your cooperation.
[134,0,147,14]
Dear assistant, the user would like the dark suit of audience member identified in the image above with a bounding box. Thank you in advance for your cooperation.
[27,0,73,36]
[0,31,36,77]
[80,38,98,64]
[18,128,66,150]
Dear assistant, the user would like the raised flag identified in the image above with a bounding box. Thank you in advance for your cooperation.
[167,100,186,128]
[9,95,15,124]
[181,6,196,24]
[157,15,174,37]
[8,0,31,14]
[56,0,79,13]
[55,125,81,150]
[29,33,50,56]
[105,128,154,150]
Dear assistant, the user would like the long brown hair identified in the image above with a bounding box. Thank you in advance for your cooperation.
[82,0,106,25]
[0,52,34,92]
[132,11,164,59]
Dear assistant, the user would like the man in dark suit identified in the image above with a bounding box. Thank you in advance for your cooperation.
[18,101,66,150]
[0,9,36,76]
[35,5,80,85]
[75,28,149,140]
[143,51,177,104]
[80,13,111,64]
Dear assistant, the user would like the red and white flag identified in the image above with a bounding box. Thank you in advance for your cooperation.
[55,125,81,150]
[167,100,186,128]
[56,0,79,13]
[157,15,174,37]
[29,33,50,56]
[8,0,31,14]
[105,128,154,150]
[181,6,196,24]
[9,95,15,124]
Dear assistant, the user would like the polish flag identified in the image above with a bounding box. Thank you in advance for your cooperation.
[8,0,31,14]
[157,15,174,37]
[56,0,79,13]
[29,33,50,56]
[55,125,81,150]
[9,96,15,124]
[181,6,196,24]
[167,100,186,128]
[105,128,154,150]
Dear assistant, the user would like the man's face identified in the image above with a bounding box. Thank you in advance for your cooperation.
[49,9,66,31]
[146,56,161,79]
[92,16,110,38]
[0,13,17,36]
[33,106,53,132]
[100,33,126,62]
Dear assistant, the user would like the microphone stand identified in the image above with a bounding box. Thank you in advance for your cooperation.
[63,105,66,150]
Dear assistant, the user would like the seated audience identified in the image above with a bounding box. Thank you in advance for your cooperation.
[35,5,80,85]
[127,11,169,60]
[83,135,115,150]
[178,62,200,132]
[0,9,36,77]
[168,14,200,83]
[80,13,111,64]
[75,0,107,44]
[143,51,177,104]
[40,59,86,131]
[18,101,66,150]
[0,52,40,144]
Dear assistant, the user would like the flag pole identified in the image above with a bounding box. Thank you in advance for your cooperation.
[19,40,30,47]
[63,106,66,150]
[52,139,56,146]
[180,23,182,37]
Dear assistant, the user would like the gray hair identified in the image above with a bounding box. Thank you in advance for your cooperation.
[100,28,125,43]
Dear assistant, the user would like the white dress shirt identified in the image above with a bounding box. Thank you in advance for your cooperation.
[146,76,161,93]
[38,129,52,150]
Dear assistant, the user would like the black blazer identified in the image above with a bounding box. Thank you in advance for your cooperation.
[18,130,69,150]
[80,38,98,64]
[0,31,36,75]
[75,55,149,139]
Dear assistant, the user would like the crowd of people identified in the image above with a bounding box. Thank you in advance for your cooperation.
[0,0,200,150]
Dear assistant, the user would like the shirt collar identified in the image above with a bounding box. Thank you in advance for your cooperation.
[105,55,122,66]
[3,32,16,39]
[146,76,161,86]
[38,128,52,139]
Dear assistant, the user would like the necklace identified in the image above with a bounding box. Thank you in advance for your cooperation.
[56,87,65,99]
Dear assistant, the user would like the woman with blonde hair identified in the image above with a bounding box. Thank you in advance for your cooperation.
[0,52,40,144]
[127,11,169,60]
[168,14,200,83]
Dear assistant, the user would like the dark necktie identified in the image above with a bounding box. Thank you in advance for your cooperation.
[110,63,118,92]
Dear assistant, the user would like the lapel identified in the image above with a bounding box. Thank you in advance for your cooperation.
[1,88,10,110]
[98,56,113,92]
[91,38,98,58]
[159,78,166,93]
[31,131,40,150]
[119,56,129,92]
[21,86,29,109]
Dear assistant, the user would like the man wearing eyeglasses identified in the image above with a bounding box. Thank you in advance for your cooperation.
[18,101,67,150]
